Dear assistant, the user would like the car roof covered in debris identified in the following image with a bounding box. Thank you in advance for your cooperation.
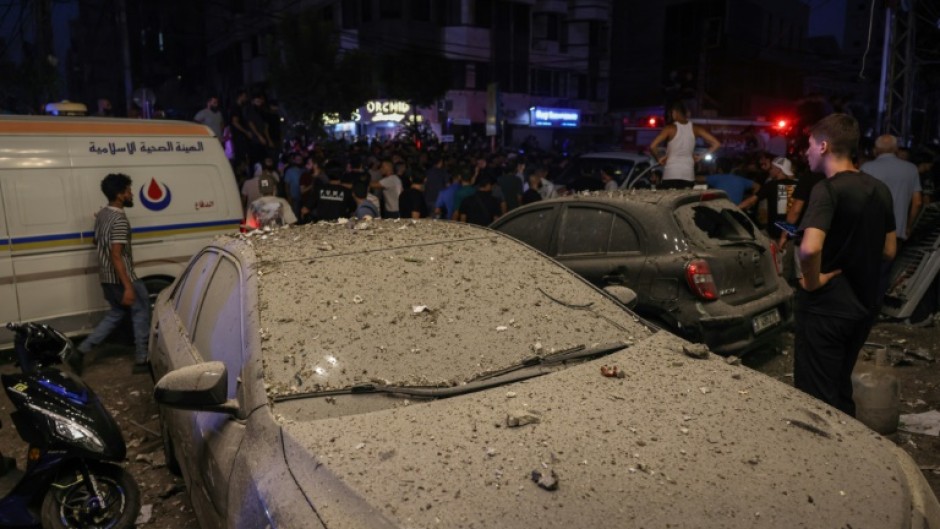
[541,189,731,208]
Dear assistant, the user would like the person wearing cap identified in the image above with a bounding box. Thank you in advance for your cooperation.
[246,172,297,229]
[738,156,798,241]
[648,100,721,189]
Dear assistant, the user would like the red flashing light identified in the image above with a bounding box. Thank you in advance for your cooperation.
[685,259,719,301]
[647,116,658,127]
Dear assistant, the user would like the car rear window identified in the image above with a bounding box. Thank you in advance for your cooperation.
[675,199,756,246]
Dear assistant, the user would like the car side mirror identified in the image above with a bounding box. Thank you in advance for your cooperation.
[604,285,638,309]
[154,361,238,415]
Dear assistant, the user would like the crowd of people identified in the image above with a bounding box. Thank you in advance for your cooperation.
[234,137,573,229]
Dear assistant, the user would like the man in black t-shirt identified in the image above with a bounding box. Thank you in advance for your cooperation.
[459,176,501,226]
[738,157,798,240]
[305,160,355,222]
[341,154,372,200]
[399,173,429,219]
[794,113,896,415]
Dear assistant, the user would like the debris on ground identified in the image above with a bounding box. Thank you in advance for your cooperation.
[136,504,153,525]
[506,409,542,427]
[600,365,625,378]
[725,356,741,366]
[899,410,940,437]
[531,469,559,491]
[682,344,709,359]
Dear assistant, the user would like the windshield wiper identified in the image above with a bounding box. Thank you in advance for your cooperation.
[273,368,557,402]
[272,342,630,403]
[469,342,629,382]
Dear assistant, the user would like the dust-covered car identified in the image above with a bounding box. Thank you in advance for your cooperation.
[491,189,793,355]
[149,220,939,529]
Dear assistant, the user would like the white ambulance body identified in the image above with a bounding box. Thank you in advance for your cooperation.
[0,116,242,346]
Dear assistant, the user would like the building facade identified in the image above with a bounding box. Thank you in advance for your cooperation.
[205,0,614,148]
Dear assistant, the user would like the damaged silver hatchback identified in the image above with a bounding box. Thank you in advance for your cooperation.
[492,190,793,355]
[149,221,939,529]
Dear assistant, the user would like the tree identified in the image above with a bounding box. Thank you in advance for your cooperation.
[267,10,372,131]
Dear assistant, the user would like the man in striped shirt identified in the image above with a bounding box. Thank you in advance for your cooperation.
[71,173,151,375]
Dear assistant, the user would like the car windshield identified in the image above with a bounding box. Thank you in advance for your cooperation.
[674,199,757,246]
[256,223,651,398]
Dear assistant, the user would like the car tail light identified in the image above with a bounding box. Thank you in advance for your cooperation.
[770,242,783,276]
[685,259,719,300]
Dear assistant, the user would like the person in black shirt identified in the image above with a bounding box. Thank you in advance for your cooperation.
[305,160,355,222]
[794,113,896,415]
[738,156,798,240]
[459,176,501,226]
[341,154,371,200]
[399,173,428,219]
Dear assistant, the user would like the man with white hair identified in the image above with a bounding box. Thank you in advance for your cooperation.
[861,135,922,243]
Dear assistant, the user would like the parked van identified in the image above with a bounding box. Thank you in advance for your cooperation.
[0,116,242,346]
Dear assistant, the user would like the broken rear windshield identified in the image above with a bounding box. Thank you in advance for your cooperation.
[675,200,757,246]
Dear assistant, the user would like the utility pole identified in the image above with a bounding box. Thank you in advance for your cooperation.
[877,0,917,142]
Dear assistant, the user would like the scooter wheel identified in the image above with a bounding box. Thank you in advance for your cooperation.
[40,462,140,529]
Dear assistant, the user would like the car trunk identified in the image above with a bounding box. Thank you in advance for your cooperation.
[673,198,780,306]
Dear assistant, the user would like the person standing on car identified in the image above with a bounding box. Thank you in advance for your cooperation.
[72,174,151,375]
[794,113,896,416]
[648,101,721,189]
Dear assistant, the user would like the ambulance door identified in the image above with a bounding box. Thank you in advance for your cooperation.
[2,166,97,333]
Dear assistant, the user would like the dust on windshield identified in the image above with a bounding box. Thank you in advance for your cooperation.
[255,221,651,398]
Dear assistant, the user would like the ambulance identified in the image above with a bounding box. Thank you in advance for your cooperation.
[0,116,242,347]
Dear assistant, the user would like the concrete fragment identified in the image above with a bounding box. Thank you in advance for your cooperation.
[135,504,153,525]
[506,409,542,427]
[531,469,559,491]
[725,356,741,366]
[682,344,710,359]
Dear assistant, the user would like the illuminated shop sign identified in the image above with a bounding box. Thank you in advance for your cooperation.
[364,100,411,122]
[530,107,580,128]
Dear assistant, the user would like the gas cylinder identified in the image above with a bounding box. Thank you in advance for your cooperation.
[851,347,900,434]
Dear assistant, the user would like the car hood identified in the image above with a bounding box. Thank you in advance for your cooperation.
[279,333,924,529]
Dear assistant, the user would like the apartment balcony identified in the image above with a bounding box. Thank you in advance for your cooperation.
[570,0,611,21]
[533,0,567,14]
[441,26,491,61]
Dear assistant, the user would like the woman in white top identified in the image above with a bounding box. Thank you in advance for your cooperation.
[649,101,721,189]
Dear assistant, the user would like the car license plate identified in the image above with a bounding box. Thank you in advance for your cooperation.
[752,308,781,334]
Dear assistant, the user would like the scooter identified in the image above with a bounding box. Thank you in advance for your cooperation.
[0,322,140,528]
